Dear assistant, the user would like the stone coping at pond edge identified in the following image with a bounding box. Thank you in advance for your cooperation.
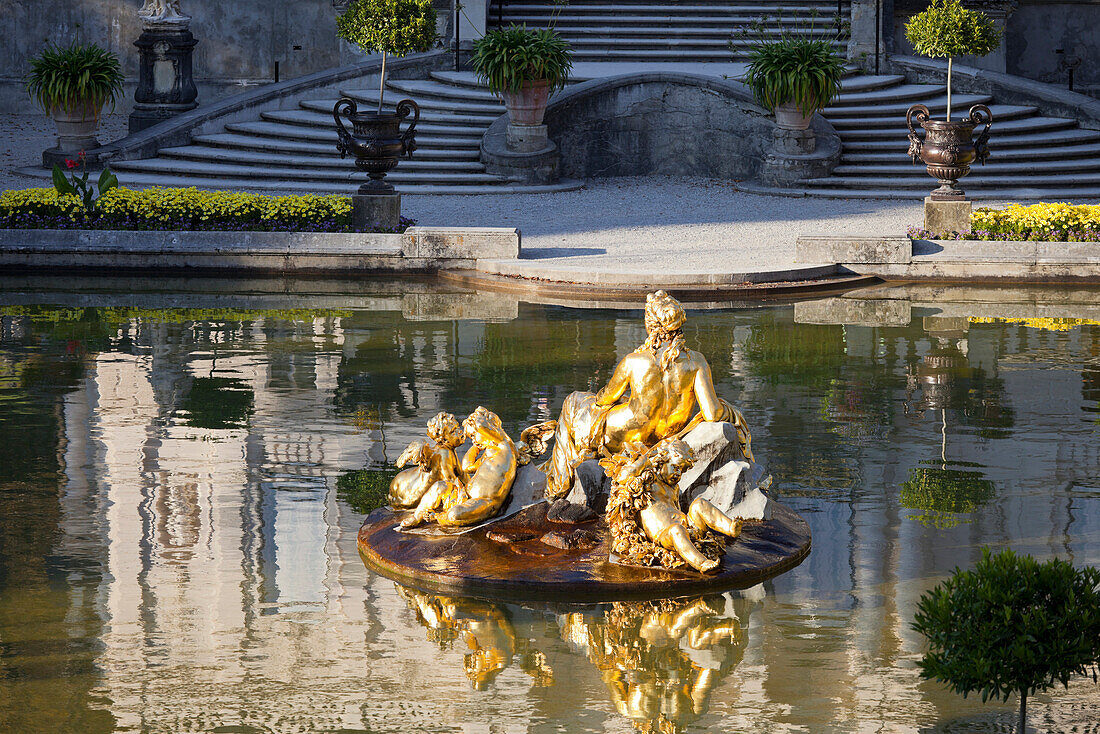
[796,236,1100,283]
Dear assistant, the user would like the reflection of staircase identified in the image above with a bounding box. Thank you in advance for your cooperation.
[804,75,1100,199]
[106,72,578,194]
[489,0,849,62]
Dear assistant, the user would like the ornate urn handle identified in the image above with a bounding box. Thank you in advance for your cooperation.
[906,104,931,163]
[395,98,420,158]
[333,97,357,158]
[968,104,994,164]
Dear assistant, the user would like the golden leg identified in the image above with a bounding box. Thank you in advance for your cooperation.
[688,498,742,539]
[438,497,501,527]
[402,480,446,528]
[663,525,719,573]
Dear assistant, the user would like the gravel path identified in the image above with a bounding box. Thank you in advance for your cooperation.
[2,113,924,276]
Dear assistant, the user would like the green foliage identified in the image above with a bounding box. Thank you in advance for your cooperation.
[913,548,1100,707]
[178,377,255,430]
[336,0,438,57]
[472,26,574,95]
[24,42,125,113]
[744,36,845,115]
[905,0,1001,60]
[51,154,118,214]
[337,468,398,514]
[899,463,995,529]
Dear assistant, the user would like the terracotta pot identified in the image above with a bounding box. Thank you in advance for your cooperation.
[906,103,994,200]
[333,97,420,195]
[503,80,551,126]
[50,100,103,153]
[774,101,813,131]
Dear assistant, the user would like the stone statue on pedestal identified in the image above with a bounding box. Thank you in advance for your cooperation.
[138,0,191,28]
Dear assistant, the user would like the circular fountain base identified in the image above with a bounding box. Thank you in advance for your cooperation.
[357,501,811,602]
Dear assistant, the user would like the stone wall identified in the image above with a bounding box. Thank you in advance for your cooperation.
[544,74,776,181]
[0,0,457,114]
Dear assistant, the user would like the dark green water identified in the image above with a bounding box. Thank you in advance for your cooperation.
[0,281,1098,733]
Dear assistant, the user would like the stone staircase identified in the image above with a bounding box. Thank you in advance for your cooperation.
[102,72,579,195]
[489,0,849,62]
[804,75,1100,199]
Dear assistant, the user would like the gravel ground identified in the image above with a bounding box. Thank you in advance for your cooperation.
[1,112,924,276]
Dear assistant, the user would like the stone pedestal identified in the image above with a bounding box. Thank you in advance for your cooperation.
[353,193,401,231]
[129,26,199,133]
[760,126,840,186]
[924,197,972,234]
[506,123,548,153]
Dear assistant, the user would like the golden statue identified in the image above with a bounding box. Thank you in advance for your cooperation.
[542,290,752,499]
[399,408,555,529]
[396,585,554,690]
[604,439,743,573]
[562,596,744,734]
[388,411,465,509]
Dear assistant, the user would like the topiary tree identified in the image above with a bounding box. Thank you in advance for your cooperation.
[336,0,438,114]
[913,548,1100,734]
[905,0,1000,121]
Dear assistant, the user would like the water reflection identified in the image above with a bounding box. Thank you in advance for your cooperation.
[0,284,1098,731]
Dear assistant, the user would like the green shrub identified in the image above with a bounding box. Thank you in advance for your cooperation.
[25,42,125,114]
[471,26,574,95]
[913,548,1100,734]
[337,0,438,111]
[744,36,845,115]
[905,0,1001,120]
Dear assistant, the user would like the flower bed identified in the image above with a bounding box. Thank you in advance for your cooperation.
[909,202,1100,242]
[0,187,414,233]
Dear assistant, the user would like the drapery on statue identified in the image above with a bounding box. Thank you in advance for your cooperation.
[138,0,189,24]
[542,290,753,499]
[603,438,744,573]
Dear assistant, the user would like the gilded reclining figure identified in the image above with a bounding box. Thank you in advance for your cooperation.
[399,407,555,529]
[604,438,743,573]
[388,411,465,510]
[542,290,753,499]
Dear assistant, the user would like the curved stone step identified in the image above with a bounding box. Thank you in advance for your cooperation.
[827,104,1037,128]
[825,93,993,117]
[832,157,1100,176]
[386,79,503,104]
[836,116,1081,142]
[266,108,496,132]
[803,172,1100,188]
[741,183,1100,200]
[111,158,508,185]
[496,2,847,12]
[840,142,1100,164]
[829,83,945,106]
[158,146,488,172]
[224,121,483,149]
[564,36,847,49]
[191,133,481,160]
[338,89,503,116]
[543,22,845,34]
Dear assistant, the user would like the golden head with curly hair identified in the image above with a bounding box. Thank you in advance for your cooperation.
[426,411,464,449]
[641,291,687,369]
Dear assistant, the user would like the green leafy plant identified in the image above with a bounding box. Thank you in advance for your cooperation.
[913,548,1100,734]
[336,0,438,113]
[744,36,846,116]
[471,26,573,95]
[51,151,118,214]
[905,0,1001,120]
[24,42,124,114]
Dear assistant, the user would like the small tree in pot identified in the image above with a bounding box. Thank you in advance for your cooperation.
[913,548,1100,734]
[904,0,1002,199]
[471,26,573,127]
[743,35,846,131]
[25,42,125,157]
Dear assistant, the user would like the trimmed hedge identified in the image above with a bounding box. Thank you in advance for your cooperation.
[0,187,414,232]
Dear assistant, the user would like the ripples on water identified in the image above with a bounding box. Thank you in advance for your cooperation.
[0,284,1098,733]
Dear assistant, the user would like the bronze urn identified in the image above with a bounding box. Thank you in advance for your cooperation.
[906,103,993,200]
[333,97,420,194]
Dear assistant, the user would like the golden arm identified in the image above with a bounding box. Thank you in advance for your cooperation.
[595,355,632,406]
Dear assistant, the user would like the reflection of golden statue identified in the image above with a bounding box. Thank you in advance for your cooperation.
[389,411,465,509]
[604,439,742,573]
[396,585,553,690]
[563,596,743,734]
[543,290,752,499]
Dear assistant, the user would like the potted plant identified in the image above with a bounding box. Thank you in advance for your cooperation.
[913,548,1100,734]
[905,0,1002,199]
[471,25,573,127]
[743,34,846,131]
[25,42,125,156]
[334,0,437,195]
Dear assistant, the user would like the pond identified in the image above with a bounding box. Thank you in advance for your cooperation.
[0,278,1098,733]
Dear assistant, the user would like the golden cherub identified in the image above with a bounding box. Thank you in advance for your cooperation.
[543,290,752,498]
[388,411,465,510]
[604,438,743,574]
